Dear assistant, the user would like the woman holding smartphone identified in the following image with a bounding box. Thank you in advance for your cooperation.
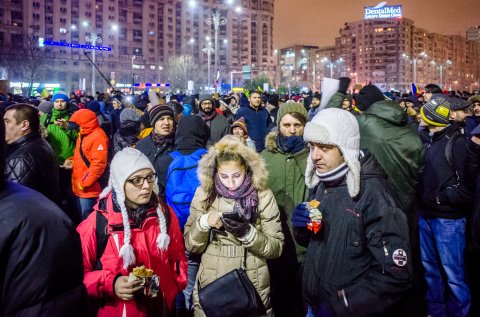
[184,135,284,316]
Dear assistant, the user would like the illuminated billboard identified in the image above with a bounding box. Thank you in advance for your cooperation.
[364,2,402,19]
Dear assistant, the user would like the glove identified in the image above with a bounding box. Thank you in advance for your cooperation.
[221,214,250,238]
[292,203,310,228]
[338,77,351,95]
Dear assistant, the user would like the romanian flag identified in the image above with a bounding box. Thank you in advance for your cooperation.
[412,83,423,96]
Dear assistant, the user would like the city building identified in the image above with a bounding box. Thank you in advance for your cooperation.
[276,44,318,89]
[467,26,480,43]
[0,0,275,94]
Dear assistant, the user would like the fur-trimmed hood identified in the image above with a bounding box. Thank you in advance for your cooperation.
[469,95,480,105]
[264,131,280,153]
[197,136,269,196]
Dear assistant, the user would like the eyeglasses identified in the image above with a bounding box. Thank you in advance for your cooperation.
[126,172,156,188]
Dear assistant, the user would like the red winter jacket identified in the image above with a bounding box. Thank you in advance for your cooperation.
[69,109,109,198]
[77,192,187,317]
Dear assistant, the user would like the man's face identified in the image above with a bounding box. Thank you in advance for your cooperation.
[4,110,27,144]
[423,92,433,102]
[230,98,237,106]
[279,114,304,137]
[309,143,345,174]
[200,100,214,114]
[53,99,67,111]
[311,98,320,108]
[154,115,174,136]
[473,103,480,117]
[450,109,469,124]
[249,93,262,108]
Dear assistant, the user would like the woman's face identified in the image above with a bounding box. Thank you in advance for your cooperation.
[154,115,174,136]
[124,168,155,209]
[217,160,246,191]
[232,127,245,137]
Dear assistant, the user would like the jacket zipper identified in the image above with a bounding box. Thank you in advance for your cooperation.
[382,240,389,274]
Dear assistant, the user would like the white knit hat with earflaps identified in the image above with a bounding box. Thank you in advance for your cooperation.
[99,147,170,269]
[303,108,361,198]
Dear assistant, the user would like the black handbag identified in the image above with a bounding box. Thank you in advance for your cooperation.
[198,248,260,317]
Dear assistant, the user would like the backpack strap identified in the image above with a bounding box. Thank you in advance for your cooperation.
[445,131,461,171]
[79,136,91,168]
[94,210,109,270]
[169,150,182,160]
[44,111,53,128]
[191,148,207,159]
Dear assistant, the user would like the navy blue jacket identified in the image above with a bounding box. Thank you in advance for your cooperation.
[418,125,472,218]
[235,105,270,152]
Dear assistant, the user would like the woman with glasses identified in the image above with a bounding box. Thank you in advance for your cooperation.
[77,147,187,317]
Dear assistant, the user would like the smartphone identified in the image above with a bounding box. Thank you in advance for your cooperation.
[221,211,241,221]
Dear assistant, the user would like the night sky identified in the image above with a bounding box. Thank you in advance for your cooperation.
[274,0,480,48]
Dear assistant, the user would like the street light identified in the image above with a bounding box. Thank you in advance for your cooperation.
[439,60,452,89]
[206,9,227,93]
[403,52,427,84]
[203,40,214,92]
[83,21,102,95]
[321,57,343,78]
[131,55,135,94]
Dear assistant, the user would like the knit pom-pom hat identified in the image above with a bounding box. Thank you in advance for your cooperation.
[303,108,361,198]
[99,147,170,269]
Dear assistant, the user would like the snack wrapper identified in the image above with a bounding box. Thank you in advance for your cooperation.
[128,265,160,298]
[304,200,323,234]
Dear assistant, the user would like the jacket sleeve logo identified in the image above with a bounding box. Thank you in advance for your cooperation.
[392,249,407,267]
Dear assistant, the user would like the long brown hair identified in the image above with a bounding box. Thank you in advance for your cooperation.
[202,151,247,210]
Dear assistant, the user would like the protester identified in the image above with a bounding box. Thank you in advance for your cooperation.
[229,117,256,150]
[77,147,187,316]
[184,135,284,316]
[66,109,109,220]
[293,108,412,316]
[417,95,472,317]
[0,117,87,317]
[197,94,229,144]
[261,102,309,317]
[307,93,321,121]
[113,108,142,154]
[4,103,60,203]
[235,90,271,152]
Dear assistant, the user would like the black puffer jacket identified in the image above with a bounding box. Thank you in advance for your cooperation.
[5,133,59,203]
[294,152,412,317]
[0,182,87,317]
[418,124,472,218]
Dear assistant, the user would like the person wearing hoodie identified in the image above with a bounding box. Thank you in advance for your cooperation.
[65,109,109,220]
[197,94,229,144]
[113,108,142,154]
[184,135,284,316]
[307,93,322,122]
[261,102,309,317]
[292,108,412,317]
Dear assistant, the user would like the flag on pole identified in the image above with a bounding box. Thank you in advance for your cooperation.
[36,83,45,94]
[213,69,220,88]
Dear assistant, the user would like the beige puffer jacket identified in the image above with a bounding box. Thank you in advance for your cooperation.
[184,138,284,317]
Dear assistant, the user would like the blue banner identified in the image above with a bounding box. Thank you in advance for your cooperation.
[43,40,112,51]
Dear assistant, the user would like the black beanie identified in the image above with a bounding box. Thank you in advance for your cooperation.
[356,85,384,111]
[267,95,279,108]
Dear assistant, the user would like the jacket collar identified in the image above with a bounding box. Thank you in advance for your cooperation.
[7,133,41,153]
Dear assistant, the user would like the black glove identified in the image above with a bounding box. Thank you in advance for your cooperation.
[221,213,251,238]
[338,77,351,95]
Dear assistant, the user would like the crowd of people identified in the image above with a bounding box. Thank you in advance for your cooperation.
[1,78,480,317]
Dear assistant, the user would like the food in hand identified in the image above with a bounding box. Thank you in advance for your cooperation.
[132,265,153,278]
[128,265,159,298]
[304,200,323,234]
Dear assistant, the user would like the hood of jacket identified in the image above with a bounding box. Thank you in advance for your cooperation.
[174,115,210,151]
[469,95,480,104]
[359,150,388,181]
[198,137,268,196]
[70,109,100,135]
[264,131,279,153]
[364,100,408,127]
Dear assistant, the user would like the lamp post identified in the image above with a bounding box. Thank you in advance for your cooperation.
[206,10,227,91]
[203,40,213,92]
[403,52,427,84]
[83,21,102,95]
[131,55,135,94]
[439,60,452,89]
[321,57,343,78]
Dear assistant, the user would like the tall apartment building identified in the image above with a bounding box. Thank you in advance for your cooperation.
[0,0,275,93]
[467,26,480,43]
[276,44,318,89]
[335,18,480,91]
